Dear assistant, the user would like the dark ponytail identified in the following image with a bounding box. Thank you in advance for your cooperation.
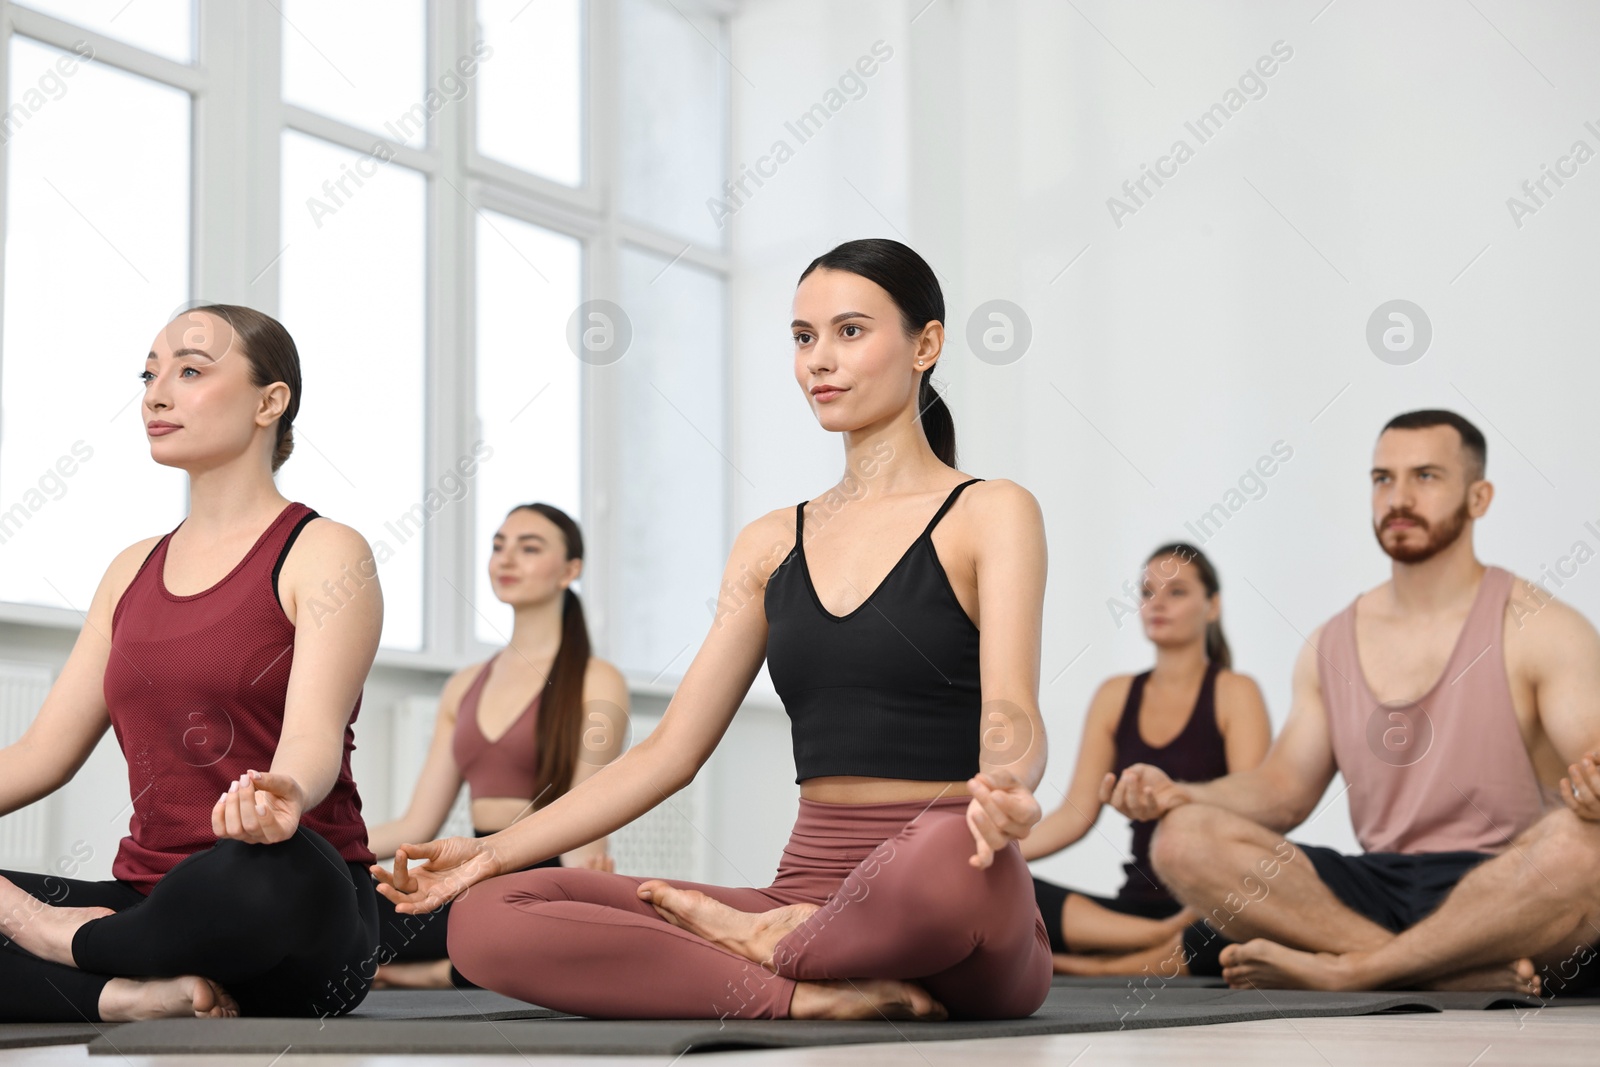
[798,238,956,467]
[1146,541,1231,670]
[510,503,591,809]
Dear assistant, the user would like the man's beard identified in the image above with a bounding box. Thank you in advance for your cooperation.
[1374,499,1471,563]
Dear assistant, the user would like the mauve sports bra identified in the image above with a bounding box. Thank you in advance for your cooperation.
[451,652,542,802]
[764,479,984,783]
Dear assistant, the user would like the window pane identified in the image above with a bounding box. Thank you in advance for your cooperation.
[618,0,726,247]
[475,0,583,186]
[473,212,583,647]
[0,37,188,610]
[281,0,428,148]
[17,0,194,64]
[612,246,726,677]
[278,131,426,650]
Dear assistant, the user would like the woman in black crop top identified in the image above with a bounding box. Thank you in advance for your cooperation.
[1025,544,1271,975]
[374,239,1055,1021]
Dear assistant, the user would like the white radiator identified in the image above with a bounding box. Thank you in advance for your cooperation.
[0,660,54,870]
[387,699,705,879]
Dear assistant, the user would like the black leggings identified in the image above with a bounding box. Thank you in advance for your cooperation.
[1032,876,1181,954]
[0,828,377,1021]
[373,830,559,988]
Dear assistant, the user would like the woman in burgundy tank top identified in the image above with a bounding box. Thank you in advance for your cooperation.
[1022,544,1272,974]
[364,502,628,990]
[0,307,383,1022]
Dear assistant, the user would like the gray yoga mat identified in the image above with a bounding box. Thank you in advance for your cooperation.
[0,988,564,1051]
[0,1023,112,1049]
[346,988,573,1021]
[80,981,1570,1057]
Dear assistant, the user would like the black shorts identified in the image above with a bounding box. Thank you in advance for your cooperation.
[1183,844,1492,976]
[1032,876,1181,954]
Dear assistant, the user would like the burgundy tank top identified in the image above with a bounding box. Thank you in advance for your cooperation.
[1319,566,1550,854]
[1113,660,1229,904]
[103,502,375,893]
[450,652,542,802]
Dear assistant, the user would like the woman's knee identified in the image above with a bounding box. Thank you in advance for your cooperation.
[879,814,1029,917]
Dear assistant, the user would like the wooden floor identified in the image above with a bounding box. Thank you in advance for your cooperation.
[1,1005,1596,1066]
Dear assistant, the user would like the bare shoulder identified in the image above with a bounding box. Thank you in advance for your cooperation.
[99,534,167,614]
[1503,571,1600,654]
[1087,673,1136,725]
[959,477,1040,521]
[736,505,803,581]
[1215,668,1265,701]
[958,478,1044,558]
[1214,668,1268,728]
[582,655,630,702]
[286,515,375,564]
[438,658,492,722]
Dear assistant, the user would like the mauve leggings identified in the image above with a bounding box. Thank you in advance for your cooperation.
[448,795,1052,1019]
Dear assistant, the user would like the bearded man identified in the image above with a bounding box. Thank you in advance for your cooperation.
[1104,409,1600,994]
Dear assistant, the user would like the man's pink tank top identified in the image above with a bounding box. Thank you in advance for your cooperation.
[1319,565,1550,855]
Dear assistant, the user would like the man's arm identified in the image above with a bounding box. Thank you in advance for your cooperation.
[1516,594,1600,817]
[1105,630,1339,833]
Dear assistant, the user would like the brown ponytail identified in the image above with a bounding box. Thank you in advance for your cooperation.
[511,503,592,808]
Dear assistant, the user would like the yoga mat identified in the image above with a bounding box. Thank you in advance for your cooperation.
[82,981,1573,1057]
[0,1023,110,1049]
[0,988,563,1050]
[348,988,573,1021]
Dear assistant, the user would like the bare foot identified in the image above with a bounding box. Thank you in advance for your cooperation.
[1052,933,1188,977]
[372,959,454,990]
[1420,959,1541,996]
[638,880,818,966]
[1219,939,1364,990]
[0,876,114,967]
[790,978,947,1020]
[99,975,239,1021]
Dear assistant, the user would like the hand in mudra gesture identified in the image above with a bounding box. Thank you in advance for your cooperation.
[371,837,502,915]
[212,769,304,844]
[965,768,1042,869]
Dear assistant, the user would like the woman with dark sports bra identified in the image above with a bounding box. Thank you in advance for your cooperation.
[366,503,628,990]
[1025,543,1271,975]
[371,238,1054,1021]
[0,305,381,1021]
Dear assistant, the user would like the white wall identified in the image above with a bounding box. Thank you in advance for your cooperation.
[722,0,1600,895]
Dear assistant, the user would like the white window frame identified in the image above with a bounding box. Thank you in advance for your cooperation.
[0,0,735,687]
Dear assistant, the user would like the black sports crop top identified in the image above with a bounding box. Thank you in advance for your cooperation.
[764,478,984,783]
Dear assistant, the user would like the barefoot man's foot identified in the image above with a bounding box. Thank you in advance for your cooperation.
[1220,939,1543,995]
[638,880,819,966]
[0,874,114,967]
[99,976,240,1021]
[1220,939,1365,990]
[790,978,947,1021]
[1419,959,1540,995]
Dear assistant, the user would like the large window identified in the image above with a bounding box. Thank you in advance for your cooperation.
[0,31,189,611]
[0,0,732,681]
